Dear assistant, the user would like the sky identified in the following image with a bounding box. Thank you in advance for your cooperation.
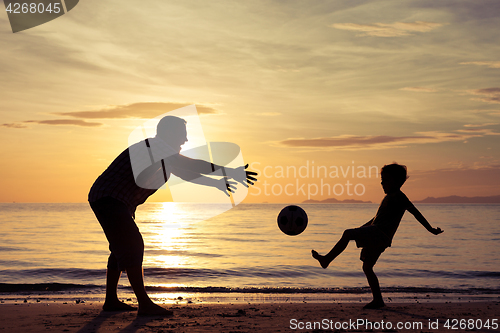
[1,0,499,204]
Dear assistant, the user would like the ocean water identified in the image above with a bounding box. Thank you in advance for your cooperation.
[1,203,499,303]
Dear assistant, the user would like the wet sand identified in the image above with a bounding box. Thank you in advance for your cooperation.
[1,301,499,332]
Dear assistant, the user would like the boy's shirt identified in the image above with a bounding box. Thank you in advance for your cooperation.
[370,190,412,246]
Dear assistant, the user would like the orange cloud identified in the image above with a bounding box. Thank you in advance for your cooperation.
[460,61,500,69]
[56,102,220,119]
[463,123,499,128]
[24,119,102,127]
[455,128,500,135]
[3,102,219,129]
[400,87,438,93]
[2,119,102,128]
[330,21,445,37]
[257,112,282,116]
[468,88,500,104]
[410,165,500,196]
[276,129,498,150]
[1,123,28,128]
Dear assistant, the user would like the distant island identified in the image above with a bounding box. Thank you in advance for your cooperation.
[414,195,500,204]
[301,195,500,204]
[302,198,372,204]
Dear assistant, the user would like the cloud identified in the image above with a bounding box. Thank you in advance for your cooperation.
[275,129,498,150]
[257,112,282,116]
[1,123,28,128]
[460,61,500,69]
[2,102,220,129]
[400,87,438,93]
[330,21,445,37]
[55,102,220,119]
[456,128,500,136]
[467,88,500,104]
[2,119,102,128]
[471,109,500,116]
[409,165,500,198]
[24,119,103,127]
[464,123,499,128]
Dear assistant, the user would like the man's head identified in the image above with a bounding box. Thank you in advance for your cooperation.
[380,163,408,193]
[156,116,187,150]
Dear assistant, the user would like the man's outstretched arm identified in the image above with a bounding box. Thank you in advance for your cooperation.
[171,167,236,196]
[167,154,257,186]
[407,203,443,235]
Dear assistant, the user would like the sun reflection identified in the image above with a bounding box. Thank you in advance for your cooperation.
[142,202,194,269]
[155,282,187,288]
[153,254,184,268]
[155,202,181,222]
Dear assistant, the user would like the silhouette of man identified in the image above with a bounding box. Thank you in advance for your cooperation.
[89,115,256,316]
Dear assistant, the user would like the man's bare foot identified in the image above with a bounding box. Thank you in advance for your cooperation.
[311,250,331,269]
[138,302,173,316]
[363,299,385,309]
[103,300,137,312]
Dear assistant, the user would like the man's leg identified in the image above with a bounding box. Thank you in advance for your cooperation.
[125,265,172,316]
[91,198,170,315]
[105,268,120,303]
[102,253,137,311]
[362,260,385,309]
[312,229,356,269]
[102,268,137,311]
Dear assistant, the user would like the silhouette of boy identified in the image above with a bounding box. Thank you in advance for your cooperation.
[312,163,443,309]
[89,115,257,316]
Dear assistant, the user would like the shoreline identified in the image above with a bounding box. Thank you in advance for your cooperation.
[1,301,499,332]
[2,290,499,305]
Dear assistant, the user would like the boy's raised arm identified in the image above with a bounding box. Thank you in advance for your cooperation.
[407,203,443,235]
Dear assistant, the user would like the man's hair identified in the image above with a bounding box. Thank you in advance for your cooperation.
[381,163,408,187]
[156,116,187,136]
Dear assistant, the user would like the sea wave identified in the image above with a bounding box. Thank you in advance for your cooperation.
[1,266,499,281]
[1,283,499,296]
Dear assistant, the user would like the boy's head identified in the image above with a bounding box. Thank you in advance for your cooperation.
[380,163,408,193]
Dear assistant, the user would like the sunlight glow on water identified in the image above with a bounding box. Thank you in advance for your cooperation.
[144,202,190,268]
[0,203,499,292]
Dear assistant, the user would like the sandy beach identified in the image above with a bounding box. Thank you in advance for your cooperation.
[1,301,498,332]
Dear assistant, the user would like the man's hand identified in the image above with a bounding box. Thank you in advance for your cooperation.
[431,227,444,235]
[216,179,237,197]
[227,164,258,187]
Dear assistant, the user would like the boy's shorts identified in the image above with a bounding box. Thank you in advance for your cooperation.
[351,226,389,265]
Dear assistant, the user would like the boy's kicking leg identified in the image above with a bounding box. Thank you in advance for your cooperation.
[311,229,357,269]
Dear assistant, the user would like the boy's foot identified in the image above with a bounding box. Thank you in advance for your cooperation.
[138,303,173,316]
[103,300,137,312]
[363,300,385,309]
[311,250,331,269]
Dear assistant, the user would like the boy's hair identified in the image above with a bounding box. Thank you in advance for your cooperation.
[381,163,408,187]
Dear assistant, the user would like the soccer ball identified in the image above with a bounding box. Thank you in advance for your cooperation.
[277,205,308,236]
